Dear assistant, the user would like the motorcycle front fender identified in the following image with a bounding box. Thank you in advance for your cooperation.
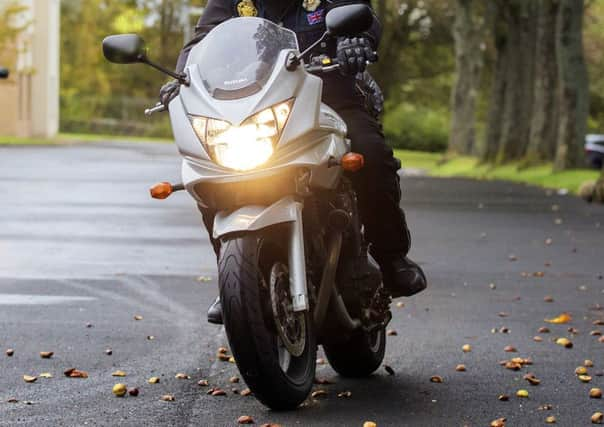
[213,196,308,311]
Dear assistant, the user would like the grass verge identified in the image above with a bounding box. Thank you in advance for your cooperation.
[395,149,600,194]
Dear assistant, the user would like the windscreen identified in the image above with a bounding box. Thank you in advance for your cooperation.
[188,18,299,100]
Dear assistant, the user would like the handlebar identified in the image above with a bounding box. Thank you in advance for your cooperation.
[145,103,166,116]
[304,52,378,75]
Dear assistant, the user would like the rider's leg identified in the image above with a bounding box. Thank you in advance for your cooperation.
[197,206,223,324]
[327,101,427,298]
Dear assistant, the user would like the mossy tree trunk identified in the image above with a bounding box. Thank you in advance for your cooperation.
[554,0,589,171]
[524,0,560,165]
[449,0,488,156]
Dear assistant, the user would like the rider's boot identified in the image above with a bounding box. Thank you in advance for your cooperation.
[376,254,427,298]
[207,296,223,325]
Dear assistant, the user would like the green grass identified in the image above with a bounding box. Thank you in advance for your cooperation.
[395,149,600,194]
[0,133,171,145]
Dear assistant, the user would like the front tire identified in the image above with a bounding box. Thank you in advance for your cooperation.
[218,232,316,410]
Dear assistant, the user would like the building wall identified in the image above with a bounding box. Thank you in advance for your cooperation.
[0,0,59,138]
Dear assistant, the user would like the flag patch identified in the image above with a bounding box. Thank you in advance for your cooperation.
[306,8,325,25]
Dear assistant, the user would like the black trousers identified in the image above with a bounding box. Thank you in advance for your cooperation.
[200,85,411,259]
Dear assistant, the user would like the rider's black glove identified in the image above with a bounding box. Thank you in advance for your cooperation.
[159,80,180,106]
[336,37,376,76]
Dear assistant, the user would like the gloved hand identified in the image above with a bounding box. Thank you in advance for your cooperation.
[159,80,180,106]
[336,37,376,76]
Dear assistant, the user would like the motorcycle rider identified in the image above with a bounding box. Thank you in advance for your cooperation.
[161,0,427,324]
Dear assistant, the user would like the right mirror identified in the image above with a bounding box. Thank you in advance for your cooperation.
[0,67,9,79]
[325,4,373,37]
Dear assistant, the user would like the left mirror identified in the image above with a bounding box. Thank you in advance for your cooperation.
[102,34,147,64]
[0,67,9,79]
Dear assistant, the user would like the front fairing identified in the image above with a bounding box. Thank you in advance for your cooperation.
[170,17,324,163]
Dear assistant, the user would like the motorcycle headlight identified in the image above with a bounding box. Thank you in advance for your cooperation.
[189,99,294,171]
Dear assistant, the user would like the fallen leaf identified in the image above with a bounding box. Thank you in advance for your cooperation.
[314,377,333,385]
[545,238,553,246]
[568,327,579,334]
[260,425,282,427]
[585,360,595,367]
[363,422,377,427]
[229,356,236,363]
[64,368,88,378]
[240,388,252,396]
[490,418,506,427]
[523,373,541,386]
[384,365,395,376]
[161,394,175,402]
[39,352,53,359]
[430,375,444,383]
[504,346,517,353]
[579,375,592,383]
[23,375,37,383]
[147,336,155,341]
[217,353,230,362]
[337,391,352,398]
[590,388,602,399]
[462,344,472,353]
[556,337,573,348]
[498,312,509,318]
[134,315,143,321]
[7,398,18,403]
[545,416,556,424]
[490,283,497,289]
[311,390,328,399]
[197,276,213,283]
[576,366,588,375]
[112,370,127,377]
[396,302,405,308]
[39,372,53,379]
[545,313,572,324]
[128,388,139,397]
[544,296,554,303]
[590,330,602,336]
[112,384,127,397]
[516,389,529,398]
[533,271,545,278]
[592,412,603,424]
[456,364,466,372]
[508,254,518,261]
[238,416,254,425]
[386,329,398,336]
[229,376,240,384]
[148,377,160,384]
[316,357,326,365]
[599,336,604,343]
[211,389,227,396]
[6,349,14,356]
[504,361,522,371]
[594,320,604,326]
[500,327,510,334]
[105,349,113,355]
[175,373,190,380]
[534,336,543,342]
[538,404,553,411]
[539,327,551,333]
[498,394,509,401]
[198,379,209,387]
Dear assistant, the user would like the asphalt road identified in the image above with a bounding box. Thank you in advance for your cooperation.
[1,142,603,427]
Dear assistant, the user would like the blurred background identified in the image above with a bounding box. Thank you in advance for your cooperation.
[0,0,603,191]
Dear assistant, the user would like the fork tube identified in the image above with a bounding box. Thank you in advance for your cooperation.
[288,203,308,312]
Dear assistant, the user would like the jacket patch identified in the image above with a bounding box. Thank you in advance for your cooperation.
[306,8,325,25]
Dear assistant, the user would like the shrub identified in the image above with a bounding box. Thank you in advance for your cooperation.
[382,102,449,152]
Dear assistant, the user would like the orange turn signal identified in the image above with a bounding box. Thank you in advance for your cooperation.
[150,182,173,200]
[341,153,365,172]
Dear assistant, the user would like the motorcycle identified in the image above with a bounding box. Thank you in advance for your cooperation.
[103,5,391,410]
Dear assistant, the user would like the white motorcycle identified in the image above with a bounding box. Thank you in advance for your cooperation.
[103,5,391,410]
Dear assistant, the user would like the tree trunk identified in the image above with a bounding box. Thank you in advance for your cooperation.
[524,0,560,165]
[482,1,507,162]
[496,0,538,163]
[449,0,487,156]
[554,0,589,171]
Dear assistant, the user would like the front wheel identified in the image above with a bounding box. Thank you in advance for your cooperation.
[218,231,316,410]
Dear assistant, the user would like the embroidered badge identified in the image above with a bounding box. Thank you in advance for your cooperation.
[303,0,321,12]
[237,0,258,17]
[306,8,325,25]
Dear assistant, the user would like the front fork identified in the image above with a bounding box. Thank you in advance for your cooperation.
[288,203,309,312]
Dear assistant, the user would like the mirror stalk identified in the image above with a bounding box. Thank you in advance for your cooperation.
[139,55,189,86]
[286,32,330,71]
